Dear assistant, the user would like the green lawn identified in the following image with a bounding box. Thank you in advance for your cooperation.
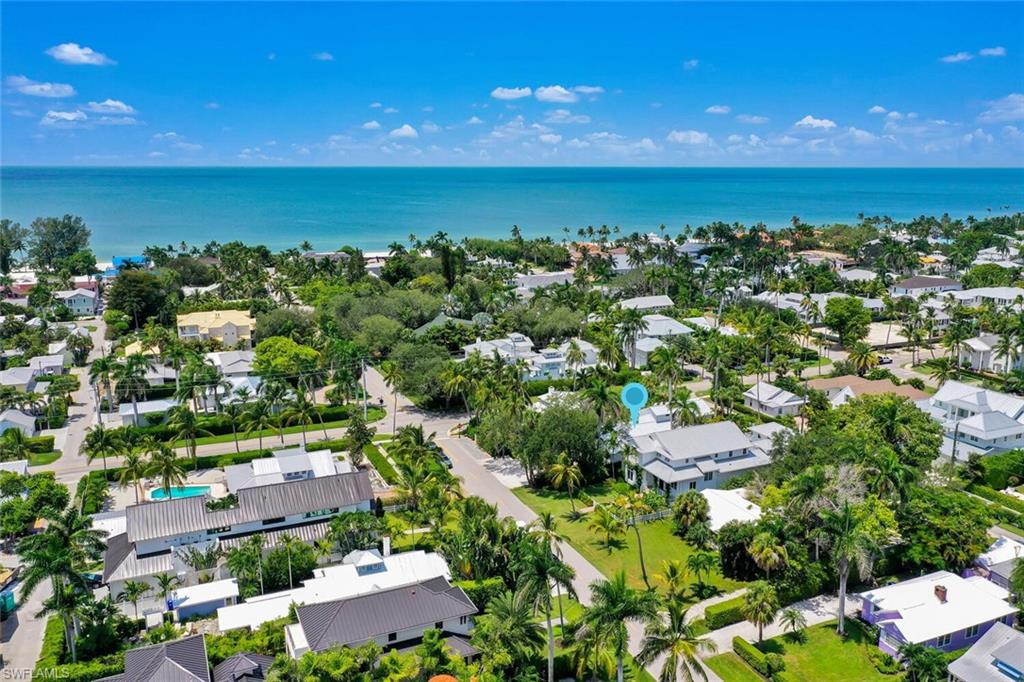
[513,485,745,598]
[169,407,385,447]
[705,653,764,682]
[28,451,62,467]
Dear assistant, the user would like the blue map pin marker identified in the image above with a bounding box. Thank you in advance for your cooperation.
[621,382,649,425]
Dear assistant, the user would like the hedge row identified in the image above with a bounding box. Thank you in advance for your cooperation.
[733,636,786,676]
[128,404,361,441]
[969,483,1024,515]
[704,595,746,629]
[364,443,398,485]
[453,576,505,610]
[27,435,56,454]
[35,617,124,682]
[36,615,66,668]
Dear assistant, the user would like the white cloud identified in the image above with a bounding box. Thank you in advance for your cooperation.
[845,126,878,144]
[666,129,712,145]
[384,107,398,114]
[940,51,973,63]
[85,99,135,114]
[794,114,836,130]
[174,141,203,151]
[45,43,114,66]
[361,120,381,130]
[566,138,590,149]
[535,85,577,103]
[466,116,484,125]
[978,93,1024,123]
[490,86,532,100]
[573,85,604,94]
[544,109,590,124]
[1004,125,1024,141]
[147,151,167,158]
[963,128,994,144]
[868,105,887,114]
[421,121,440,133]
[727,134,743,144]
[152,131,180,140]
[96,116,138,126]
[683,58,700,70]
[422,106,434,112]
[205,101,221,110]
[370,102,383,109]
[735,114,768,124]
[886,111,903,121]
[634,138,658,152]
[389,124,418,139]
[39,110,86,127]
[539,133,562,145]
[312,51,334,61]
[979,46,1007,57]
[705,104,731,114]
[5,75,76,98]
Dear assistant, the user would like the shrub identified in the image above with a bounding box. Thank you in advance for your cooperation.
[453,577,505,610]
[37,616,66,667]
[75,473,110,515]
[869,649,902,675]
[705,596,746,629]
[27,435,56,453]
[764,652,786,674]
[36,657,124,682]
[733,636,769,676]
[969,483,1024,515]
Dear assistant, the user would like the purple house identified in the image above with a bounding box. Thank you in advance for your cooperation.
[860,571,1017,656]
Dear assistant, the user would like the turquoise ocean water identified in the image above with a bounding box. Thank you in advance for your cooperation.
[1,167,1022,258]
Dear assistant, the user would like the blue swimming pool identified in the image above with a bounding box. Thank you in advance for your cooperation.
[149,485,211,500]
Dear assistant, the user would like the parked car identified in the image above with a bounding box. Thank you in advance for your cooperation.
[879,356,892,365]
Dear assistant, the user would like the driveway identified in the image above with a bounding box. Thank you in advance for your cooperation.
[703,593,861,653]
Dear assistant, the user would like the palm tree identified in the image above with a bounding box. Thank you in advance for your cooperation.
[146,441,186,498]
[118,580,151,619]
[167,405,211,465]
[847,341,879,376]
[670,386,702,426]
[748,532,788,580]
[379,359,402,434]
[637,597,718,682]
[475,589,546,675]
[618,309,650,369]
[278,533,301,589]
[282,394,317,449]
[741,580,779,643]
[153,571,180,607]
[118,450,147,504]
[580,572,660,682]
[564,339,586,389]
[651,344,684,404]
[88,355,116,417]
[588,505,625,551]
[531,511,569,627]
[824,501,878,635]
[547,453,583,515]
[440,362,473,416]
[114,354,153,426]
[779,606,808,640]
[222,402,243,453]
[37,582,89,662]
[241,399,275,451]
[685,551,717,595]
[617,491,654,589]
[83,423,121,473]
[657,560,688,601]
[927,357,957,386]
[515,538,577,682]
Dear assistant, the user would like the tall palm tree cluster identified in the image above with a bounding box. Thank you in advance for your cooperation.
[83,424,188,502]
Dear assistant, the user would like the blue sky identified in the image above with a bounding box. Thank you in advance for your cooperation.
[2,2,1022,166]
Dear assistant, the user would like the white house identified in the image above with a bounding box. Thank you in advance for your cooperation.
[890,275,962,297]
[205,350,256,378]
[625,314,692,367]
[702,488,762,531]
[743,382,806,417]
[224,446,352,492]
[920,380,1024,458]
[46,341,74,366]
[963,334,1024,375]
[119,398,179,427]
[625,421,770,500]
[972,537,1024,590]
[619,295,674,312]
[838,267,879,283]
[0,409,36,438]
[52,288,99,316]
[512,270,575,299]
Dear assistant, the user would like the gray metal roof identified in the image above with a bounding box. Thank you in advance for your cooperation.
[212,652,274,682]
[948,622,1024,682]
[653,421,753,460]
[126,471,373,543]
[97,634,211,682]
[296,577,476,652]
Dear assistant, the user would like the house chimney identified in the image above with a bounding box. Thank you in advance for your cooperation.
[934,585,947,603]
[382,535,391,557]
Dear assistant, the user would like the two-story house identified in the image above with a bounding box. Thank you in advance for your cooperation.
[176,310,255,348]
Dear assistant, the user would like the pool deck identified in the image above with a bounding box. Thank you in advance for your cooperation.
[106,469,229,510]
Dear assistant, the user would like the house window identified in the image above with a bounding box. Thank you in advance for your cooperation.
[262,517,285,526]
[459,616,468,625]
[704,472,714,482]
[965,624,979,639]
[435,621,443,629]
[207,526,231,535]
[688,482,697,490]
[388,632,397,642]
[304,508,339,519]
[936,633,952,647]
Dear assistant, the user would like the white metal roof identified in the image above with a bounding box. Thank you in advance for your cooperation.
[172,578,239,608]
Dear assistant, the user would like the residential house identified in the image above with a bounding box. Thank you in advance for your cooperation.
[218,547,452,631]
[625,421,770,500]
[751,291,884,323]
[947,621,1024,682]
[177,310,255,348]
[558,337,600,373]
[625,314,692,367]
[0,409,36,438]
[683,316,739,336]
[52,288,99,316]
[212,653,275,682]
[837,267,879,283]
[224,446,352,492]
[123,340,161,358]
[619,294,674,312]
[972,537,1024,590]
[462,333,572,380]
[414,312,473,336]
[206,350,256,378]
[919,380,1024,458]
[512,270,574,299]
[29,354,65,376]
[860,571,1016,655]
[285,576,477,660]
[46,341,74,366]
[170,579,241,620]
[963,334,1024,375]
[806,375,929,408]
[103,471,374,609]
[0,367,37,392]
[743,382,806,417]
[96,633,210,682]
[181,283,222,298]
[119,398,179,427]
[702,488,762,531]
[890,275,962,297]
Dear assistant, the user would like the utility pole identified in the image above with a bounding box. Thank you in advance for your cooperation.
[361,358,368,420]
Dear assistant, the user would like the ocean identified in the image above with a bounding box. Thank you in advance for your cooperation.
[1,167,1022,258]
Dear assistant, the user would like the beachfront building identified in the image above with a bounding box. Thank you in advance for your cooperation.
[96,633,211,682]
[743,382,806,417]
[919,380,1024,458]
[963,334,1024,375]
[217,547,452,632]
[806,375,929,408]
[625,421,770,500]
[177,310,255,348]
[102,471,374,607]
[285,576,477,660]
[52,288,99,316]
[971,536,1024,590]
[947,621,1024,682]
[890,275,962,297]
[224,446,352,492]
[619,294,674,312]
[860,571,1016,656]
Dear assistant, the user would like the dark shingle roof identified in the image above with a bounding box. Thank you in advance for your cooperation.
[97,634,211,682]
[126,471,373,542]
[296,577,476,653]
[894,275,960,289]
[103,532,133,582]
[212,652,275,682]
